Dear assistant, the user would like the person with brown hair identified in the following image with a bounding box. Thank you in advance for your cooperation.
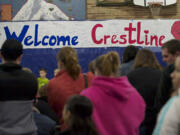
[161,39,180,65]
[47,47,94,123]
[81,51,145,135]
[153,56,180,135]
[127,49,162,135]
[155,39,180,114]
[58,95,99,135]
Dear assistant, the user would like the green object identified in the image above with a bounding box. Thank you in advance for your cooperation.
[38,77,49,89]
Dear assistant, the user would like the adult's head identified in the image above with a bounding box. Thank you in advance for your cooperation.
[57,47,81,80]
[0,39,23,64]
[162,39,180,65]
[62,95,98,135]
[134,49,162,70]
[171,56,180,91]
[122,45,139,63]
[95,51,120,77]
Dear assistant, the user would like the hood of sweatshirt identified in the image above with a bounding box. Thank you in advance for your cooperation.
[91,76,135,101]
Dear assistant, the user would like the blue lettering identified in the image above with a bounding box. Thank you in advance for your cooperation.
[57,36,70,46]
[72,36,78,46]
[34,24,41,46]
[4,24,79,47]
[42,36,49,46]
[49,36,56,46]
[4,25,29,42]
[24,36,33,46]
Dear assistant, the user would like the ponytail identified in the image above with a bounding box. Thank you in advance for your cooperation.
[95,51,120,76]
[57,47,81,80]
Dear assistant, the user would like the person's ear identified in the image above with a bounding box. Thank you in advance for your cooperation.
[0,52,3,59]
[66,110,72,119]
[16,55,22,64]
[95,68,100,76]
[175,51,180,57]
[58,60,65,70]
[0,53,5,63]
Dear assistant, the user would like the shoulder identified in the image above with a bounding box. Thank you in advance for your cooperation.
[153,96,180,135]
[163,64,175,74]
[85,72,95,79]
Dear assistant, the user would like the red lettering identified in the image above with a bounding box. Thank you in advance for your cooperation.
[124,23,136,44]
[91,24,103,44]
[137,22,144,45]
[104,35,110,44]
[144,30,150,45]
[150,35,158,47]
[111,35,118,44]
[159,36,165,46]
[119,35,127,44]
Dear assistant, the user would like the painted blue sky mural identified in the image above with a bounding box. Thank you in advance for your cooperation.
[0,0,86,21]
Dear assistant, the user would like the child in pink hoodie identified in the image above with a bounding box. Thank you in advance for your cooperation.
[81,51,145,135]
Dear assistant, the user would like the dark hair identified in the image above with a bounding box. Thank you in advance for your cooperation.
[66,95,98,135]
[134,49,162,70]
[57,47,81,80]
[122,45,139,63]
[95,51,120,76]
[1,39,23,61]
[162,39,180,55]
[39,68,47,73]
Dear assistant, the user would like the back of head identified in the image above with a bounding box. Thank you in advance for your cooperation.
[1,39,23,61]
[66,95,93,118]
[38,84,48,97]
[95,51,120,76]
[88,60,96,74]
[66,95,98,135]
[134,49,162,70]
[162,39,180,55]
[123,45,139,63]
[57,47,81,80]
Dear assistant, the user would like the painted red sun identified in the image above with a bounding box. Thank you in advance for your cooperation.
[171,21,180,40]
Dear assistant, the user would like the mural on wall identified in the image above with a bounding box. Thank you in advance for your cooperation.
[0,0,86,21]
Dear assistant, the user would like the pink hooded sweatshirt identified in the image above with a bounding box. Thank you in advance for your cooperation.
[81,76,145,135]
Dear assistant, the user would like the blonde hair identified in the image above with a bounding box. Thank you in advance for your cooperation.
[38,84,48,97]
[95,51,120,76]
[57,47,81,80]
[134,49,162,70]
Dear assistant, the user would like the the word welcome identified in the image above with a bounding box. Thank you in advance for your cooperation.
[4,24,79,46]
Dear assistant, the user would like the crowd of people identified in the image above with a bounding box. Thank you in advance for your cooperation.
[1,38,180,135]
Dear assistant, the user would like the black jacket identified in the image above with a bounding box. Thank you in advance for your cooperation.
[0,63,38,101]
[154,64,174,112]
[127,67,162,135]
[34,96,59,124]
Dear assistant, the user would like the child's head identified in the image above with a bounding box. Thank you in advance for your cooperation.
[62,95,98,135]
[38,84,48,97]
[39,68,47,78]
